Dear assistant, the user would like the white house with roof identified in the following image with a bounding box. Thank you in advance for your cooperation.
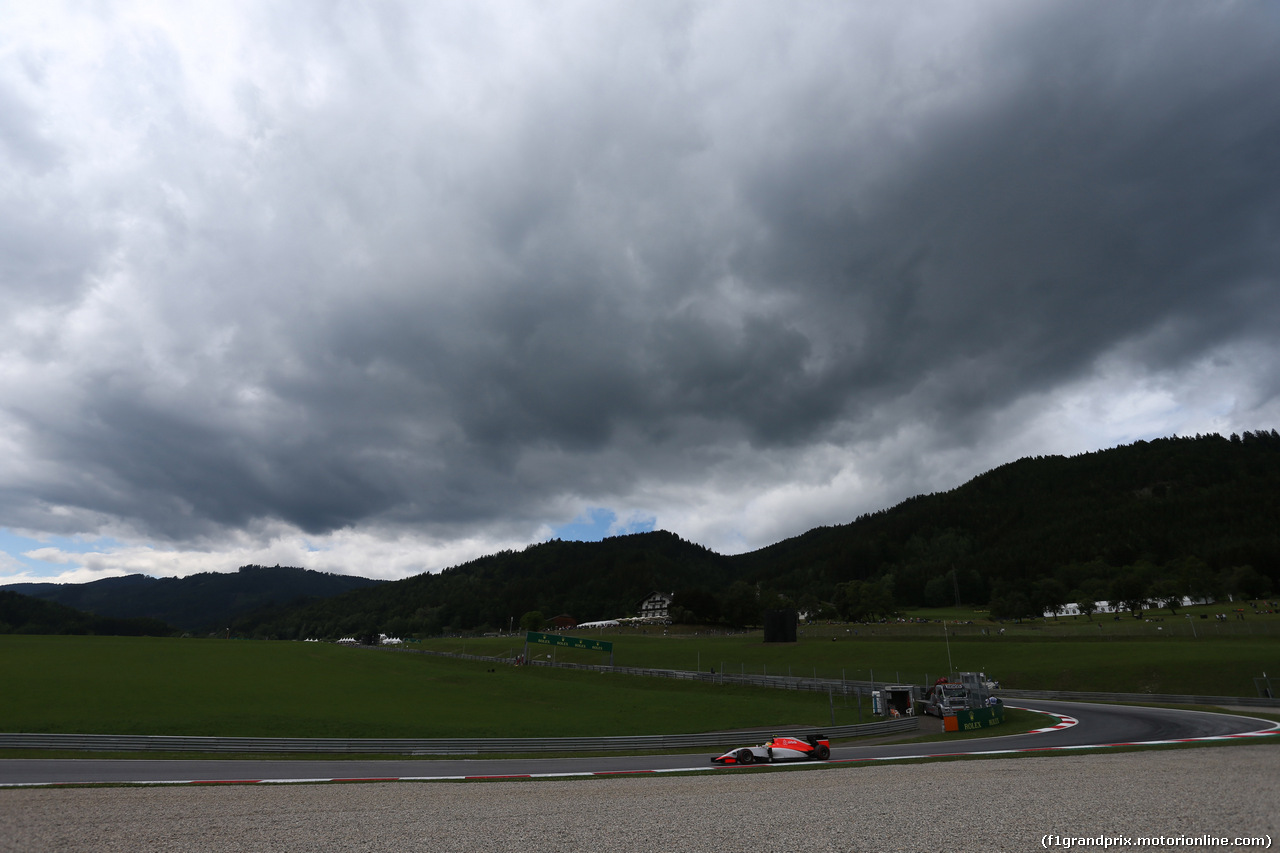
[638,591,674,620]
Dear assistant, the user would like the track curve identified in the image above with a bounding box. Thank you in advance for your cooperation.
[1,701,1274,786]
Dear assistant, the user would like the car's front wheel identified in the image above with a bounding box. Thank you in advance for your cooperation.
[736,749,755,765]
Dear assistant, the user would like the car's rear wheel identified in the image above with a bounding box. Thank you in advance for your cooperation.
[815,744,831,760]
[736,749,755,765]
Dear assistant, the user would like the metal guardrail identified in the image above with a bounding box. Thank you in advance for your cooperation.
[416,650,873,696]
[403,648,1280,709]
[0,718,918,755]
[995,688,1280,708]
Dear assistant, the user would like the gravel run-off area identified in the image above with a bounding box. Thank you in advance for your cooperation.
[2,745,1277,853]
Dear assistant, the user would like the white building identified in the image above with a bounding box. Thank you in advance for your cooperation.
[1045,596,1209,618]
[638,591,674,620]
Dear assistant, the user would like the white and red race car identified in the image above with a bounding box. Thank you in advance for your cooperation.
[711,734,831,765]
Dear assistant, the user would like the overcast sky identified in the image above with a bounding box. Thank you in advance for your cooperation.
[2,1,1278,584]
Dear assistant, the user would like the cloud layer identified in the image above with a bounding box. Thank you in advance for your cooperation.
[2,1,1278,580]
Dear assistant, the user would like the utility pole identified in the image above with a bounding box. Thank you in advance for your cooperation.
[944,620,954,676]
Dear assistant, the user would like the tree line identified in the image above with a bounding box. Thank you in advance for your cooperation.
[9,432,1277,638]
[230,431,1278,638]
[0,590,175,636]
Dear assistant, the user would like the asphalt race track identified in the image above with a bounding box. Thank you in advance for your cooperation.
[1,701,1276,786]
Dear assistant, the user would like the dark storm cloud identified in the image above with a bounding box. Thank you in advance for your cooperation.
[1,1,1278,568]
[732,3,1280,421]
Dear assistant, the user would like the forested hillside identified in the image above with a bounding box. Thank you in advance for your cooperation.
[0,591,176,636]
[10,432,1278,639]
[738,431,1280,620]
[233,431,1279,638]
[231,532,733,639]
[7,565,383,633]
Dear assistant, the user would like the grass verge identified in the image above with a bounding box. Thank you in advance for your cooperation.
[0,635,866,739]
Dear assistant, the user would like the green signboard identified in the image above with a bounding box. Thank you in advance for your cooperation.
[945,703,1005,732]
[525,631,613,653]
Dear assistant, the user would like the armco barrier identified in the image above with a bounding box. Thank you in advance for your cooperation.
[414,650,1280,709]
[419,649,873,696]
[0,717,918,755]
[995,687,1280,708]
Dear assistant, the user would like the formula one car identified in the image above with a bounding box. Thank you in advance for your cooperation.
[711,734,831,765]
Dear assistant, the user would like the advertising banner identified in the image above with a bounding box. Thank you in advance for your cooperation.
[944,703,1005,732]
[525,631,613,653]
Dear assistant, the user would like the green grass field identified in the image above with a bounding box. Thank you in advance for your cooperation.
[0,635,864,738]
[3,601,1275,743]
[433,634,1277,696]
[427,600,1280,697]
